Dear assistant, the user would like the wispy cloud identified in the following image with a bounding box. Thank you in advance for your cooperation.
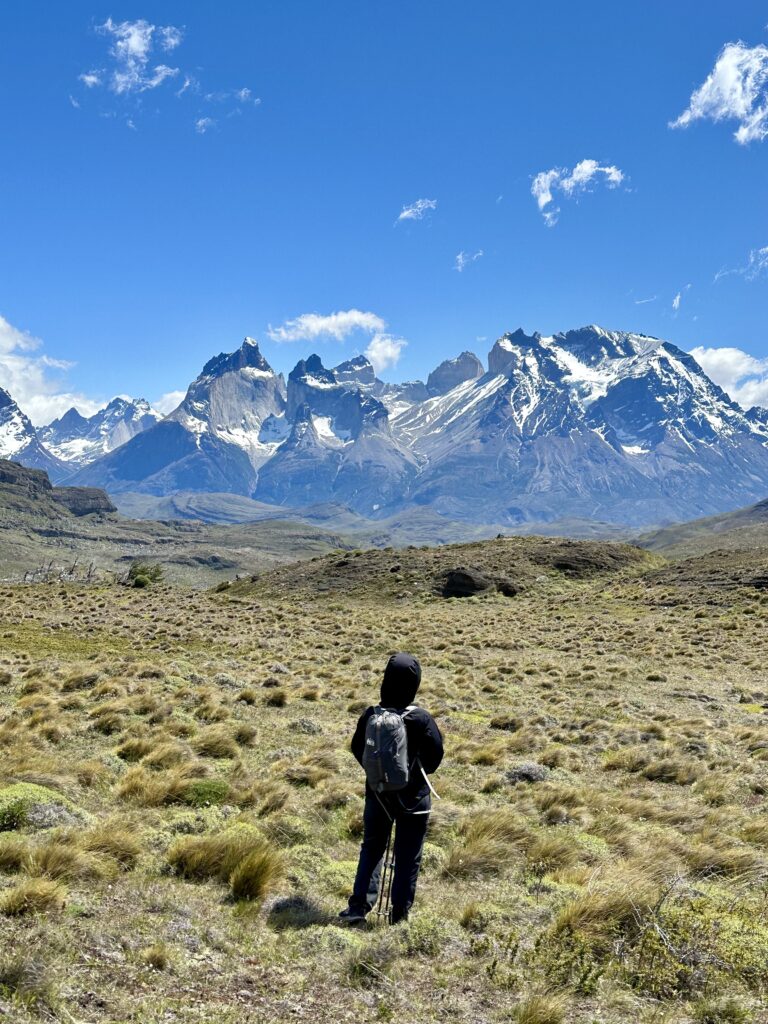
[671,41,768,144]
[715,245,768,282]
[454,250,484,272]
[634,295,657,305]
[690,344,768,408]
[75,20,260,133]
[531,159,625,226]
[204,87,261,107]
[672,284,691,313]
[397,198,437,223]
[0,315,102,425]
[365,334,407,373]
[94,18,182,95]
[267,309,387,343]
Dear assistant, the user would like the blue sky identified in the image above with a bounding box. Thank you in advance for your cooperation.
[2,1,768,422]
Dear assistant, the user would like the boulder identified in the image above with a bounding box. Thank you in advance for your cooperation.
[51,486,116,516]
[440,567,494,598]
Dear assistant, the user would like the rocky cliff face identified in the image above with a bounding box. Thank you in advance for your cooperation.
[0,458,115,516]
[427,351,484,395]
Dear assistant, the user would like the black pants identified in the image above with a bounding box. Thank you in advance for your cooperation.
[350,792,429,919]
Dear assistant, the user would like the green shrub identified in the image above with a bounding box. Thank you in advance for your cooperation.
[0,798,27,832]
[127,561,164,587]
[692,996,754,1024]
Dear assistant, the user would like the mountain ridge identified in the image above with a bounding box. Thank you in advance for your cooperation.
[7,324,768,530]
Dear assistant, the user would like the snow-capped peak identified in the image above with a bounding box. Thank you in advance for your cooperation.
[39,396,162,465]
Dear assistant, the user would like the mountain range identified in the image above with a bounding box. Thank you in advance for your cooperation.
[6,325,768,530]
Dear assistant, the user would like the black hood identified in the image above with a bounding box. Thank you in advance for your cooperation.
[380,652,422,708]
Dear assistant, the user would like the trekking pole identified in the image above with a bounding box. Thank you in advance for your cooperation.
[375,823,395,923]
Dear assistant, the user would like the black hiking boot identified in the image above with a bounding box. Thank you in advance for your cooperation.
[389,906,409,925]
[338,905,368,925]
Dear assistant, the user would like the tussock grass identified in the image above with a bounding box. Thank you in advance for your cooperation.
[1,538,767,1020]
[139,942,172,971]
[512,994,569,1024]
[116,761,208,806]
[25,841,117,881]
[229,845,285,902]
[445,809,532,878]
[0,877,67,916]
[0,954,57,1010]
[345,933,401,987]
[552,859,672,941]
[167,826,271,884]
[80,822,143,869]
[0,833,30,872]
[192,727,240,759]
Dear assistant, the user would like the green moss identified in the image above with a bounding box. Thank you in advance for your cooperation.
[182,779,231,807]
[0,783,76,830]
[319,858,357,898]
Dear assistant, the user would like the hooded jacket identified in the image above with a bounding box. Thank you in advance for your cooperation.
[351,653,444,813]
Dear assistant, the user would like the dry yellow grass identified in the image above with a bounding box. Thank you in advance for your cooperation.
[0,536,766,1022]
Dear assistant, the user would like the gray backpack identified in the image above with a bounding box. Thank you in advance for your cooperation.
[362,705,415,793]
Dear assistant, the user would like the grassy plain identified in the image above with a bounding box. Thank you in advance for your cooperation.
[0,536,766,1023]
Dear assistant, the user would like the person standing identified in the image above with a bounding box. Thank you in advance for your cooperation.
[339,652,444,925]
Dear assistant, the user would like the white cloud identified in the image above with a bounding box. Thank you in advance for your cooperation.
[531,159,625,226]
[454,250,484,272]
[365,333,407,373]
[634,295,657,304]
[672,292,681,311]
[266,309,407,372]
[690,344,768,408]
[78,21,260,134]
[79,18,182,96]
[267,309,387,343]
[397,198,437,222]
[0,315,102,426]
[671,41,768,144]
[716,245,768,282]
[206,87,260,103]
[153,390,186,415]
[99,18,180,94]
[159,26,183,51]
